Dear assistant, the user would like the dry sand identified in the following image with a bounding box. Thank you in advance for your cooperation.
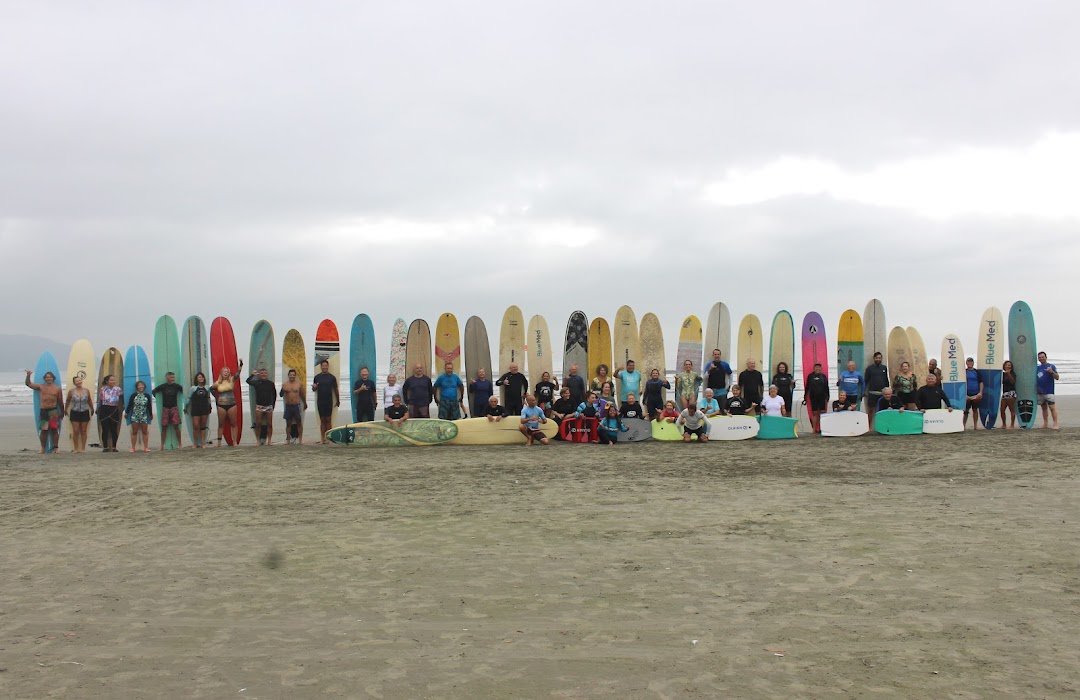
[0,401,1078,698]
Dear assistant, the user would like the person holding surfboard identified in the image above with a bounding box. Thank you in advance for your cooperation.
[383,394,408,428]
[761,386,787,417]
[893,362,918,411]
[25,369,64,454]
[97,374,124,452]
[963,357,984,431]
[772,362,795,415]
[246,366,277,446]
[563,364,587,407]
[66,375,94,453]
[590,364,612,398]
[280,369,307,444]
[311,360,339,443]
[803,363,829,433]
[1036,352,1060,429]
[837,361,865,408]
[497,363,529,416]
[614,360,642,405]
[738,359,765,414]
[351,367,377,423]
[535,372,559,415]
[125,380,153,453]
[187,372,213,448]
[876,387,904,412]
[642,368,670,419]
[433,362,467,420]
[152,371,185,450]
[999,360,1017,429]
[212,363,242,446]
[916,373,954,412]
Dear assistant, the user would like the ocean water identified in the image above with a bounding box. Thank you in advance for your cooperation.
[4,352,1079,414]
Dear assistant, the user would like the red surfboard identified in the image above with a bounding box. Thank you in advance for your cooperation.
[210,316,243,445]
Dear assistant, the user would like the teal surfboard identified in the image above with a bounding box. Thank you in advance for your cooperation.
[350,314,377,422]
[181,316,210,443]
[874,409,923,435]
[123,345,152,426]
[153,315,185,449]
[31,351,62,452]
[757,414,798,440]
[1008,301,1038,429]
[248,320,275,443]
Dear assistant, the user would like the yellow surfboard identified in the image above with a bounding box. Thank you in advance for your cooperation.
[612,305,640,372]
[736,314,763,375]
[526,314,553,387]
[676,314,702,374]
[449,417,559,445]
[65,339,96,448]
[499,305,525,403]
[434,312,461,377]
[587,317,612,384]
[837,309,864,379]
[638,312,666,400]
[906,326,928,387]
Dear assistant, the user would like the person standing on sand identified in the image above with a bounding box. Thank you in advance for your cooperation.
[703,349,733,405]
[246,366,277,445]
[65,374,94,453]
[999,360,1017,429]
[97,374,124,452]
[642,368,670,419]
[187,372,213,448]
[772,362,795,415]
[864,352,890,429]
[212,363,242,446]
[614,360,642,405]
[738,358,765,412]
[928,358,944,383]
[893,362,918,411]
[152,371,185,450]
[382,374,402,416]
[25,369,64,454]
[279,369,307,445]
[535,371,559,414]
[675,359,702,409]
[351,367,377,423]
[838,360,865,407]
[963,357,984,431]
[402,363,434,418]
[590,364,612,397]
[803,363,829,433]
[311,360,339,443]
[497,362,529,416]
[433,362,467,420]
[125,380,153,453]
[468,368,493,418]
[563,364,587,406]
[519,393,550,445]
[1037,351,1060,429]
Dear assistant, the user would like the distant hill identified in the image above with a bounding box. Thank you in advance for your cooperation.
[0,335,70,370]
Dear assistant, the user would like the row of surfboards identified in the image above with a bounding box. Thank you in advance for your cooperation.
[30,299,1039,451]
[322,408,964,447]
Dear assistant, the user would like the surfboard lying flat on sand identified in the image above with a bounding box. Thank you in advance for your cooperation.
[706,415,759,441]
[651,420,684,441]
[389,318,408,382]
[874,409,923,435]
[97,347,123,445]
[154,315,185,449]
[638,312,666,399]
[940,333,965,410]
[326,419,458,447]
[449,416,558,445]
[620,417,653,441]
[350,314,377,422]
[863,299,887,367]
[769,310,794,385]
[182,317,209,442]
[210,317,242,444]
[977,306,1004,429]
[922,408,964,434]
[526,314,553,387]
[563,311,588,381]
[1008,301,1038,429]
[820,411,869,437]
[736,314,763,376]
[66,339,95,448]
[756,414,798,440]
[32,351,62,452]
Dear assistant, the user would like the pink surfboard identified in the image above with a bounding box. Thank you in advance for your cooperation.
[801,311,829,389]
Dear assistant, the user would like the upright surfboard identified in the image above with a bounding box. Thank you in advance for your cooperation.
[587,317,612,381]
[210,317,242,445]
[863,299,887,367]
[248,319,275,440]
[314,319,342,429]
[464,315,492,383]
[404,317,431,382]
[940,333,966,409]
[32,351,62,452]
[434,312,461,378]
[153,315,184,449]
[837,309,864,381]
[65,339,96,448]
[123,345,152,426]
[282,329,307,436]
[350,314,377,422]
[499,306,525,402]
[1007,301,1038,429]
[801,312,828,389]
[563,311,588,381]
[736,314,763,376]
[977,306,1004,429]
[676,315,703,374]
[181,316,209,442]
[887,326,914,383]
[526,314,552,388]
[389,318,408,382]
[613,305,640,371]
[906,326,929,387]
[97,347,123,445]
[638,312,666,400]
[704,302,732,368]
[768,310,794,385]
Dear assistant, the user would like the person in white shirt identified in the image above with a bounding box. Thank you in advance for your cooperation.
[382,373,402,416]
[761,385,787,417]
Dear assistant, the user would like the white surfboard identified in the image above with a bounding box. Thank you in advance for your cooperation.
[819,411,869,437]
[922,408,964,434]
[705,415,759,440]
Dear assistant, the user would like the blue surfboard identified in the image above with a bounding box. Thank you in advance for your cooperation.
[1008,301,1038,429]
[977,307,1004,429]
[31,351,63,452]
[123,345,152,425]
[350,313,377,422]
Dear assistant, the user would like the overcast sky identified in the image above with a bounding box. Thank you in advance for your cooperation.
[4,1,1079,365]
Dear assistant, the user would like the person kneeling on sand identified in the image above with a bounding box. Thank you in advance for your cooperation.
[877,386,904,412]
[519,394,549,446]
[484,395,506,422]
[383,394,409,428]
[678,402,709,442]
[656,399,680,422]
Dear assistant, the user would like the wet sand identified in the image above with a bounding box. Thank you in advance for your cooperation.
[0,401,1077,698]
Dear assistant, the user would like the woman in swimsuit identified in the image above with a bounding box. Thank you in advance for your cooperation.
[66,375,94,453]
[999,360,1017,430]
[893,361,918,411]
[187,372,213,448]
[211,363,242,446]
[97,374,124,452]
[125,380,153,453]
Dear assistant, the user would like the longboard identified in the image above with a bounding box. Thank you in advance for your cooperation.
[464,315,493,414]
[638,312,666,401]
[65,339,96,449]
[326,419,458,447]
[500,306,525,404]
[587,317,612,383]
[526,314,553,388]
[123,345,152,426]
[435,312,461,377]
[801,312,828,389]
[248,319,275,441]
[350,314,377,422]
[705,415,759,440]
[940,333,966,409]
[153,315,185,449]
[449,416,558,445]
[906,326,929,387]
[1008,301,1038,429]
[922,408,964,434]
[613,305,640,381]
[756,414,798,440]
[210,317,242,444]
[389,318,408,382]
[281,329,307,439]
[405,318,431,380]
[837,309,864,383]
[736,314,763,377]
[314,319,341,429]
[563,311,588,382]
[181,317,209,443]
[863,299,887,367]
[676,314,703,374]
[769,310,794,386]
[32,351,62,452]
[977,307,1004,429]
[874,409,923,435]
[704,302,732,369]
[97,347,123,445]
[887,326,914,384]
[820,411,869,437]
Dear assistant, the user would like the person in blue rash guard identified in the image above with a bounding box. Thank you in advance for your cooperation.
[614,360,642,404]
[963,357,984,431]
[837,360,865,407]
[432,362,467,420]
[518,393,550,446]
[1037,351,1060,429]
[598,403,629,444]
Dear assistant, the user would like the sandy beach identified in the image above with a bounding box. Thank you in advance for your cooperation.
[1,401,1078,698]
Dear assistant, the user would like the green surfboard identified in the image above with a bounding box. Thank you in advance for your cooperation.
[326,419,458,447]
[874,409,923,435]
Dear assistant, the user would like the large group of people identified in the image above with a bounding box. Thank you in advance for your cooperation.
[24,348,1062,452]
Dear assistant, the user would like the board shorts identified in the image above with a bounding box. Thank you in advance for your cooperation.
[256,404,274,414]
[437,398,461,421]
[69,410,90,423]
[524,427,546,439]
[161,406,181,425]
[39,408,59,430]
[1001,390,1017,399]
[683,425,706,437]
[408,405,430,418]
[966,395,981,409]
[1038,394,1055,405]
[283,404,302,422]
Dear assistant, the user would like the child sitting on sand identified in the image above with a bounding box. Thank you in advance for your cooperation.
[598,403,629,445]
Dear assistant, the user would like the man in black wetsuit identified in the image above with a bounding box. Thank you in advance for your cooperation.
[864,351,890,429]
[563,364,587,406]
[876,386,904,412]
[311,360,339,444]
[916,373,954,412]
[246,366,277,445]
[803,363,830,433]
[737,358,764,413]
[497,362,529,416]
[402,363,434,419]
